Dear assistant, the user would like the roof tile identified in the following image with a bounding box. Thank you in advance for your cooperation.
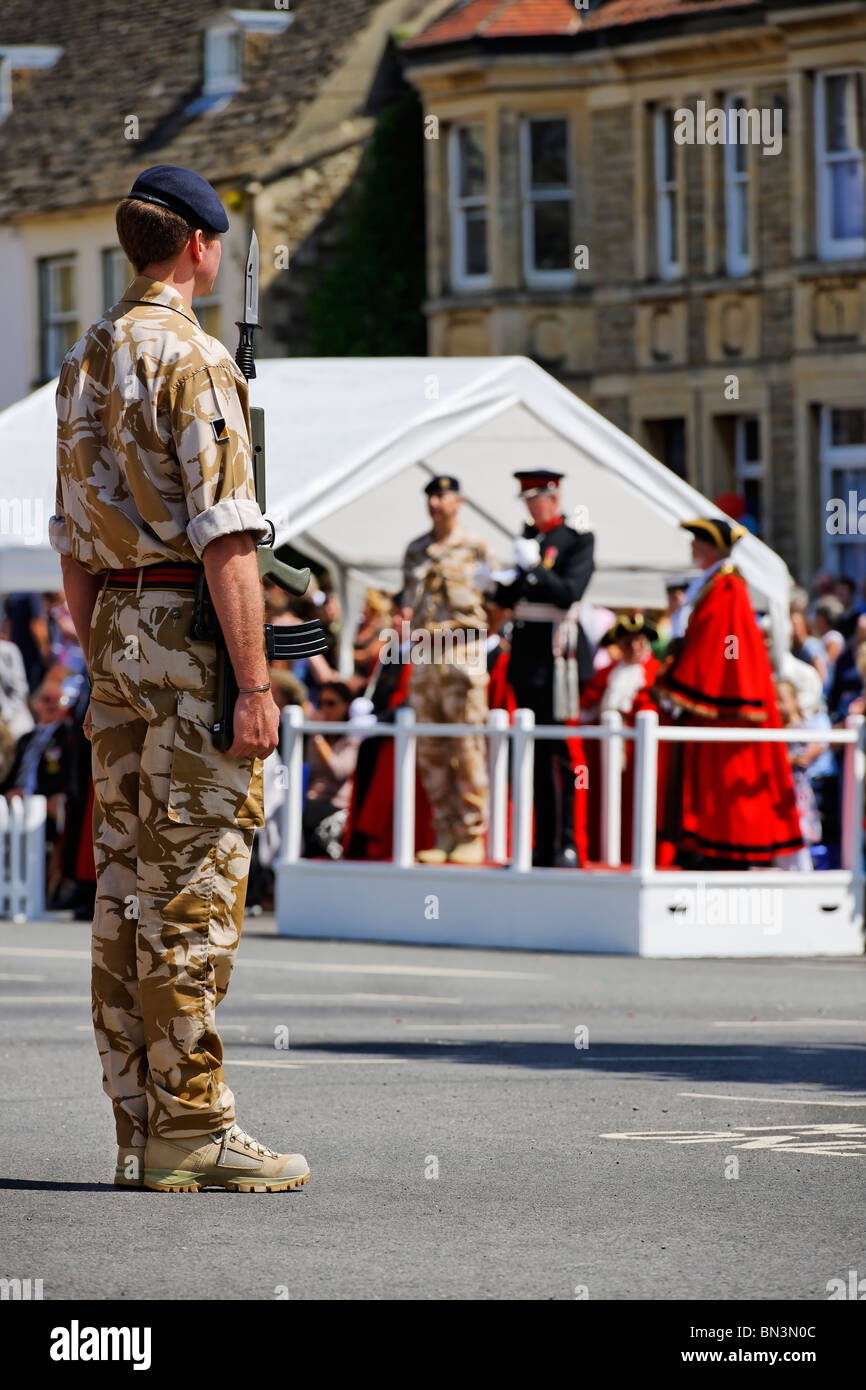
[0,0,411,221]
[405,0,760,48]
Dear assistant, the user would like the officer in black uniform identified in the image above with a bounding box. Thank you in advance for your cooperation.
[494,470,595,867]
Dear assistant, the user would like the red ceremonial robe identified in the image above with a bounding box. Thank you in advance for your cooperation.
[581,655,659,864]
[342,664,434,860]
[659,564,802,865]
[343,647,590,865]
[488,648,588,865]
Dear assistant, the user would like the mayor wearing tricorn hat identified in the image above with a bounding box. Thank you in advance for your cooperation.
[657,517,802,868]
[493,470,594,867]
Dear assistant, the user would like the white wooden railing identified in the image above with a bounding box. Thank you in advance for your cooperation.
[279,706,866,878]
[0,794,47,920]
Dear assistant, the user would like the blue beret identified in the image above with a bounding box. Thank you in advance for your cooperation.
[127,165,229,233]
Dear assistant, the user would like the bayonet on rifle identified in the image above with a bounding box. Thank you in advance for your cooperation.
[236,231,311,598]
[206,230,327,750]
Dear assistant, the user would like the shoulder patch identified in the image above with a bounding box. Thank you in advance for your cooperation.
[211,417,230,442]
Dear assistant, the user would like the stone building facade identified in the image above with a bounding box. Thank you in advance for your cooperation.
[402,0,866,586]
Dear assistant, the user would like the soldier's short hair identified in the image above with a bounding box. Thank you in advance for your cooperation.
[116,197,216,273]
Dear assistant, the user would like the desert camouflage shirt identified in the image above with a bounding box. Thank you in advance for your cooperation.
[50,276,269,573]
[402,524,490,631]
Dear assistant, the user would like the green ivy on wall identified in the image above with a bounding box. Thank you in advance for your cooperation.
[306,93,427,356]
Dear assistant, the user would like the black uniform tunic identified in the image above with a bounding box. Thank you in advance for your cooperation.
[495,521,595,865]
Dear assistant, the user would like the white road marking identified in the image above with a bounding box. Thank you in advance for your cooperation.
[785,962,864,970]
[251,992,464,1004]
[402,1022,556,1032]
[602,1122,866,1158]
[236,959,549,981]
[680,1091,866,1108]
[0,945,89,960]
[713,1018,865,1028]
[225,1058,406,1068]
[0,944,547,981]
[0,995,89,1004]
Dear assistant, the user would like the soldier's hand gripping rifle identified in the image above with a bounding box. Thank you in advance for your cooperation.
[192,231,329,750]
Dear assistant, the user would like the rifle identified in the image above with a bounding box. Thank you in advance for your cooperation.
[192,230,328,750]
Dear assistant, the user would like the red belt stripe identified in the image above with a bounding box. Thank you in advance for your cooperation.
[104,563,202,590]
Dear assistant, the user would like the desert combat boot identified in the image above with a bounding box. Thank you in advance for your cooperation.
[144,1125,310,1192]
[417,832,456,864]
[115,1143,146,1188]
[447,836,486,865]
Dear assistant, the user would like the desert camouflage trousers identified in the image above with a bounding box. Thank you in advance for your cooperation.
[408,635,489,841]
[88,581,264,1146]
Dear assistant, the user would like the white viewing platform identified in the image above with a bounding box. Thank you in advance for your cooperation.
[275,707,865,958]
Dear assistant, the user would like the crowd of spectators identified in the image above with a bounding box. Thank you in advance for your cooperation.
[269,567,865,873]
[0,592,94,915]
[773,572,866,868]
[0,565,862,915]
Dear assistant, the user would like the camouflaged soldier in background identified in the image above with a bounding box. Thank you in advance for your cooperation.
[51,272,302,1183]
[402,477,491,866]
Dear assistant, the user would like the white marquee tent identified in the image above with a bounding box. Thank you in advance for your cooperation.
[0,357,792,654]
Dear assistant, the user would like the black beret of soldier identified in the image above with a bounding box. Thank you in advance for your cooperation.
[127,165,229,233]
[680,517,747,553]
[424,475,460,496]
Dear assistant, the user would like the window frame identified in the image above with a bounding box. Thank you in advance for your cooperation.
[734,415,762,529]
[820,404,866,576]
[723,94,752,277]
[448,123,492,292]
[0,56,11,124]
[101,247,131,311]
[38,254,79,382]
[203,23,243,99]
[815,70,866,262]
[654,106,681,280]
[520,115,575,289]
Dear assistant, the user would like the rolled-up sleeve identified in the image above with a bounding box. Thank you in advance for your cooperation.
[170,362,270,558]
[49,472,72,556]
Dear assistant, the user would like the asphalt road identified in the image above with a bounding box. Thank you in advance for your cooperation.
[1,916,864,1301]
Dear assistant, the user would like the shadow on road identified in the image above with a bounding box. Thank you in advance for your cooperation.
[0,1179,114,1192]
[261,1039,866,1089]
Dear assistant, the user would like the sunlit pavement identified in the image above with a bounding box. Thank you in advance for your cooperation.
[1,916,863,1300]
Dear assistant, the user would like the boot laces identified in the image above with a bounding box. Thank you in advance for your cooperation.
[228,1124,278,1158]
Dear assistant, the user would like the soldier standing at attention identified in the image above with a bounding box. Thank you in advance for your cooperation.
[494,471,595,867]
[51,165,309,1193]
[402,477,491,865]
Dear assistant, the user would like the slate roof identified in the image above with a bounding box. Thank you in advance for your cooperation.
[0,0,400,222]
